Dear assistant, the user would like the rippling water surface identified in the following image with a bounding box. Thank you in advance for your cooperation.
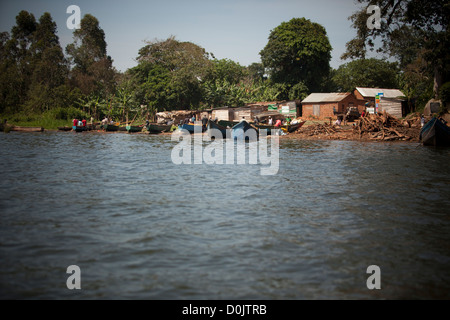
[0,131,449,299]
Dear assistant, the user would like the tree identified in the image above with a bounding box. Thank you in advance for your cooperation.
[342,0,449,98]
[133,37,212,110]
[25,13,69,112]
[332,58,399,92]
[66,14,116,97]
[260,18,332,96]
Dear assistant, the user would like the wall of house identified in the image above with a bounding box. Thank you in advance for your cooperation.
[212,109,232,121]
[302,94,361,120]
[379,98,403,118]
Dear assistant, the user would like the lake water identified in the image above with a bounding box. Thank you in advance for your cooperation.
[0,131,449,300]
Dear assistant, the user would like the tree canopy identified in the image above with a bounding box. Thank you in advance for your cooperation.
[260,17,332,97]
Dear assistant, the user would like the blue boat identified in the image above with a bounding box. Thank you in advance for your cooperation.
[231,121,259,142]
[178,123,204,134]
[73,126,88,132]
[420,117,450,146]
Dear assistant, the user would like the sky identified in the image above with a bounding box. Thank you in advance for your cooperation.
[0,0,368,72]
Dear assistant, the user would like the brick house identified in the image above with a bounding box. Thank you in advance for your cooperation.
[301,93,362,120]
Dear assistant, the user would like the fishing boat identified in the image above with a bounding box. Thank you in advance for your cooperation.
[254,120,307,134]
[147,123,172,134]
[207,120,227,139]
[218,120,238,128]
[102,124,120,132]
[126,125,143,133]
[72,126,88,132]
[231,121,259,142]
[10,126,44,133]
[178,123,204,134]
[58,126,73,131]
[420,117,450,146]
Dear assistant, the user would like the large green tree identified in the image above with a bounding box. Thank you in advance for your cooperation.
[260,17,332,98]
[25,12,69,112]
[66,14,116,97]
[342,0,449,98]
[132,37,212,110]
[332,58,399,92]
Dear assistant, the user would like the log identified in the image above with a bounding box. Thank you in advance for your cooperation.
[11,126,44,132]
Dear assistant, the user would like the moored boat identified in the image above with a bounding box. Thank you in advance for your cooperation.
[254,120,306,135]
[420,117,450,146]
[72,126,88,132]
[147,123,172,134]
[126,125,144,133]
[178,123,204,134]
[58,126,73,131]
[207,120,227,139]
[231,120,259,141]
[102,124,120,132]
[11,126,44,132]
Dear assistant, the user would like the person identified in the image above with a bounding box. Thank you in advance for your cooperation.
[420,114,425,127]
[73,118,78,127]
[274,119,282,128]
[254,116,260,125]
[361,110,366,118]
[191,115,196,123]
[239,117,246,122]
[335,117,342,126]
[82,119,87,127]
[286,117,291,125]
[102,117,108,125]
[268,117,273,126]
[146,119,150,127]
[183,117,190,125]
[202,115,208,131]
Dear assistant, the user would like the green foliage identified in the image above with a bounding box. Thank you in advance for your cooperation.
[439,82,450,107]
[332,58,399,92]
[260,18,332,93]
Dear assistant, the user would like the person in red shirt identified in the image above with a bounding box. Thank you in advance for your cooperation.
[274,119,282,128]
[82,119,87,127]
[73,119,78,127]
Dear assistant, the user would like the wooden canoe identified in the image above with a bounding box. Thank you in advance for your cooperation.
[126,125,144,133]
[11,126,44,132]
[207,120,227,139]
[102,124,120,132]
[177,123,204,134]
[231,121,259,142]
[254,121,306,134]
[147,123,172,134]
[58,126,73,131]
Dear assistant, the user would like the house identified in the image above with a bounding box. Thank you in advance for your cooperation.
[301,93,362,120]
[354,87,406,118]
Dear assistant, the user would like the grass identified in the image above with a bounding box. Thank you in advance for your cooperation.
[1,113,73,130]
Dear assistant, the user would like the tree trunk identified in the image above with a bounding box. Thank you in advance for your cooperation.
[434,66,442,99]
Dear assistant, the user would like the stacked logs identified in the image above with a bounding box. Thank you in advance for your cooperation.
[354,111,418,141]
[301,123,338,136]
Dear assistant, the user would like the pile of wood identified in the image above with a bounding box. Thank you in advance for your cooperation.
[354,111,418,141]
[301,123,339,136]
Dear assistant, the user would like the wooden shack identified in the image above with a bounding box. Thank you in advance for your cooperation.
[354,87,406,118]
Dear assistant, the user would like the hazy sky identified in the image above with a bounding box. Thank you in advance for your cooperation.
[0,0,368,72]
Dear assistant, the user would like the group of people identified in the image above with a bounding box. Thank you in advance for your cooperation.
[73,118,87,127]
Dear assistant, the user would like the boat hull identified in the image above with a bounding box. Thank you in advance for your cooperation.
[231,121,259,141]
[420,118,450,146]
[147,124,172,134]
[207,120,227,139]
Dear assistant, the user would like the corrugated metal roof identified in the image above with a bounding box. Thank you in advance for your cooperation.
[356,87,405,99]
[302,93,351,103]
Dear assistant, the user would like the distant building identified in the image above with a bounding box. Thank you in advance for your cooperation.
[354,87,406,118]
[301,93,362,120]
